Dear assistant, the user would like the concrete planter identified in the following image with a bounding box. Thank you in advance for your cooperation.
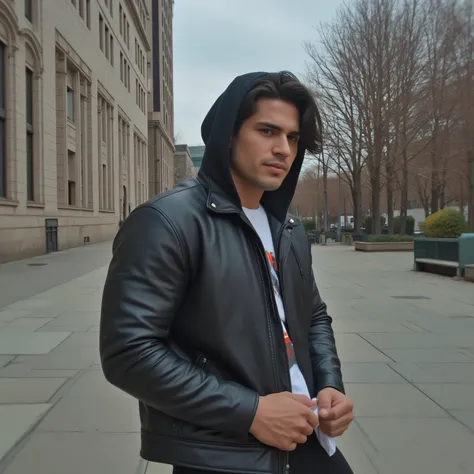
[465,264,474,282]
[354,241,414,252]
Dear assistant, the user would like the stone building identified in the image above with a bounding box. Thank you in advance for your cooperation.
[147,0,174,196]
[0,0,150,263]
[174,144,196,184]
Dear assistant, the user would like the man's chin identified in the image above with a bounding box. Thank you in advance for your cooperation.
[259,179,284,192]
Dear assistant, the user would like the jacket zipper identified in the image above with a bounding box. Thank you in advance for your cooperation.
[276,222,292,474]
[242,215,292,474]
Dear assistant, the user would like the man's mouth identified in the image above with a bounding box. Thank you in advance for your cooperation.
[264,163,287,174]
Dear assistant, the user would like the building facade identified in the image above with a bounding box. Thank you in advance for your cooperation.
[0,0,150,263]
[147,0,174,196]
[189,145,204,173]
[174,144,196,184]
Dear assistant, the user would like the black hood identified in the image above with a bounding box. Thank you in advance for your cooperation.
[197,71,306,223]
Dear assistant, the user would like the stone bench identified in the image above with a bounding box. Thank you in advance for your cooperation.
[413,233,474,278]
[465,264,474,282]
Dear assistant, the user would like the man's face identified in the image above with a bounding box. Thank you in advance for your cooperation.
[231,98,300,193]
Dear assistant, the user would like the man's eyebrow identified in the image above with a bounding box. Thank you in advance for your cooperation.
[256,121,300,136]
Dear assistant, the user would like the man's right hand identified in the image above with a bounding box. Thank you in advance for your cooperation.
[249,392,318,451]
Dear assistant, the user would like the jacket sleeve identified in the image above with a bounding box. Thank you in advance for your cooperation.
[100,205,259,436]
[308,268,345,395]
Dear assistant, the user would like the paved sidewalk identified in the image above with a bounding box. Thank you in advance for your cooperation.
[0,243,473,473]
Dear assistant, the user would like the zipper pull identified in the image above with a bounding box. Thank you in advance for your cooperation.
[284,463,290,474]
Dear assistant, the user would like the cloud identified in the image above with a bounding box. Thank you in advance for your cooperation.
[173,0,343,145]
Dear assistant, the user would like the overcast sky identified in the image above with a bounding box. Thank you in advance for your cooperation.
[172,0,343,146]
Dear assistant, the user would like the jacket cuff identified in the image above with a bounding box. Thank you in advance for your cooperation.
[315,373,345,396]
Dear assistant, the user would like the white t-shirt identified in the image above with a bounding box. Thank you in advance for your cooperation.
[243,206,337,456]
[242,205,310,398]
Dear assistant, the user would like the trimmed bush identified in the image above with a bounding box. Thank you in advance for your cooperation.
[393,215,415,235]
[364,215,386,233]
[368,234,413,243]
[302,218,316,233]
[420,209,467,238]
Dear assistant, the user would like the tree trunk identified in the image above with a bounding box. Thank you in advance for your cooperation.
[323,167,329,232]
[400,148,409,234]
[386,162,394,234]
[468,149,474,232]
[371,173,382,235]
[351,176,363,232]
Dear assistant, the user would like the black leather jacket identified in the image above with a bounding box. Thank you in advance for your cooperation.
[100,72,344,474]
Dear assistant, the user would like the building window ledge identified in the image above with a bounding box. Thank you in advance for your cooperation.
[99,209,115,214]
[27,201,45,208]
[0,198,19,207]
[57,205,94,212]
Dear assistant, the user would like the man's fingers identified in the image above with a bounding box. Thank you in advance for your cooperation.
[319,413,354,436]
[305,409,319,428]
[286,393,316,408]
[329,399,354,420]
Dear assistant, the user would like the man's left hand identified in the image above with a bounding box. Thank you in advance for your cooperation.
[316,387,354,437]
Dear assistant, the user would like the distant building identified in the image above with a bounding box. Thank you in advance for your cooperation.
[147,0,174,195]
[174,145,196,184]
[189,145,205,172]
[0,0,150,263]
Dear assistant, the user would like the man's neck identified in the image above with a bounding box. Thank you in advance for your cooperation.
[231,171,263,210]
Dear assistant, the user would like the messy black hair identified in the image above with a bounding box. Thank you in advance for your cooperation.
[233,71,323,155]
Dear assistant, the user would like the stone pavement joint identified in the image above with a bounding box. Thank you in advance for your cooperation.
[0,242,473,473]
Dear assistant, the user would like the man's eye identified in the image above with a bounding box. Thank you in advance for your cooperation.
[289,135,299,142]
[261,129,273,135]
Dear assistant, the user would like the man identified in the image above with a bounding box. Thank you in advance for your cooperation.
[100,71,354,474]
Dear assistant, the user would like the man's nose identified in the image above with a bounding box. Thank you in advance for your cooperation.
[273,137,291,157]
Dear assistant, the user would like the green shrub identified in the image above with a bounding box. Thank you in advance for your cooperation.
[302,218,316,233]
[420,209,467,238]
[393,215,415,235]
[364,215,386,233]
[368,234,414,242]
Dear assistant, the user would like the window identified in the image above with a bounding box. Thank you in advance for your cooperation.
[120,51,123,81]
[119,4,123,34]
[25,0,33,21]
[68,180,76,206]
[26,68,34,201]
[67,86,74,121]
[110,35,114,65]
[86,0,91,28]
[0,42,5,198]
[99,15,104,51]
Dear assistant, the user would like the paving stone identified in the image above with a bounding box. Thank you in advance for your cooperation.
[0,356,14,367]
[332,422,379,474]
[0,378,67,403]
[0,318,52,332]
[333,319,414,333]
[55,332,99,348]
[389,363,474,383]
[62,369,130,399]
[356,417,474,474]
[335,334,392,363]
[415,384,474,410]
[0,404,51,462]
[383,348,474,363]
[449,410,474,432]
[145,462,173,474]
[0,332,71,355]
[341,363,407,383]
[345,383,447,417]
[37,394,140,432]
[361,332,474,350]
[12,345,97,370]
[0,367,78,378]
[0,308,65,320]
[1,432,141,474]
